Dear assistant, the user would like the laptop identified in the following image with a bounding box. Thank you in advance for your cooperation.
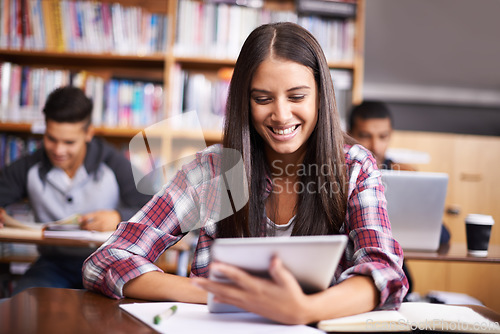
[381,170,448,251]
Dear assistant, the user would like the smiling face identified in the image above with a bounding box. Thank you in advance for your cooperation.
[43,120,93,177]
[250,57,318,164]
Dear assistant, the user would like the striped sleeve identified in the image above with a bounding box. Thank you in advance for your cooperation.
[82,145,223,299]
[335,144,408,309]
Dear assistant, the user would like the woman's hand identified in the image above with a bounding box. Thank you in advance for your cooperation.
[192,256,313,325]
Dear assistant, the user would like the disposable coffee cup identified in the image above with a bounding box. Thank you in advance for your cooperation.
[465,214,494,257]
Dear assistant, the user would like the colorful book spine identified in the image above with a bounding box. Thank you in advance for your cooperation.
[0,61,163,128]
[0,0,168,55]
[174,0,354,62]
[171,67,230,131]
[0,134,42,169]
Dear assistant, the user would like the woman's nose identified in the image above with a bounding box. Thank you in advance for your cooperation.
[271,99,293,123]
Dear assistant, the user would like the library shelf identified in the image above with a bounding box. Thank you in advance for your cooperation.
[0,0,365,160]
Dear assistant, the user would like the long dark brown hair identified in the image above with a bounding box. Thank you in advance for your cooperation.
[218,22,349,238]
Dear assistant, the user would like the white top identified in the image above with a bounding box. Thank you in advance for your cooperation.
[266,216,295,237]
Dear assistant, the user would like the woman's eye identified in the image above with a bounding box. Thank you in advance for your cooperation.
[289,95,305,102]
[253,97,271,104]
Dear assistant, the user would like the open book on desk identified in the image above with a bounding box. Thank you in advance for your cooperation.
[1,211,112,242]
[318,302,500,333]
[2,211,80,231]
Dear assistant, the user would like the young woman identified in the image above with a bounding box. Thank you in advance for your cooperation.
[83,22,407,325]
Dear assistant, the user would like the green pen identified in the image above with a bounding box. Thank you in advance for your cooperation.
[153,305,178,325]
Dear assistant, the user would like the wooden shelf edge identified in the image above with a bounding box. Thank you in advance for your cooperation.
[170,129,223,143]
[175,56,354,69]
[175,56,236,66]
[0,49,166,62]
[0,123,33,133]
[0,122,223,142]
[94,127,145,138]
[328,60,355,69]
[0,50,354,69]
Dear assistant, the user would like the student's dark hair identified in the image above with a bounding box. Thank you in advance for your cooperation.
[219,22,349,238]
[42,86,93,128]
[348,100,393,132]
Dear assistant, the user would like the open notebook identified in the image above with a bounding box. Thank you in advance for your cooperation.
[318,302,500,333]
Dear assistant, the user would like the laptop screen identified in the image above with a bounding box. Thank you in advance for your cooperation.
[381,170,449,251]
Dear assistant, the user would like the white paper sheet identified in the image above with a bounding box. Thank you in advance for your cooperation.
[119,302,324,334]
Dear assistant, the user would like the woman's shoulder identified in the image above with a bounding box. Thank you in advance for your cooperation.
[343,144,376,167]
[184,144,224,171]
[198,143,223,156]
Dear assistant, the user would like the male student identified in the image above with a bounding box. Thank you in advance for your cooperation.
[348,100,414,171]
[348,100,451,300]
[0,86,151,294]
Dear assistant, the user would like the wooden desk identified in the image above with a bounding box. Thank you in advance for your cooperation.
[405,243,500,314]
[0,227,189,250]
[0,227,190,276]
[0,227,109,248]
[405,243,500,263]
[2,288,500,334]
[0,288,155,334]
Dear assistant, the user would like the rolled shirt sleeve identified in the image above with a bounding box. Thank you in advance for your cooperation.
[334,144,408,309]
[83,145,223,298]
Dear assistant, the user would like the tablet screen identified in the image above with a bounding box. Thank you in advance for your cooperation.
[208,235,348,313]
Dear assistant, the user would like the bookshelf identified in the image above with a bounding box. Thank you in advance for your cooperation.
[0,0,365,161]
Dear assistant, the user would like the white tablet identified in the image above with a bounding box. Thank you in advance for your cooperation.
[207,235,348,313]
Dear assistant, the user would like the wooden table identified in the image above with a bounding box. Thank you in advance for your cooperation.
[404,243,500,314]
[0,288,156,334]
[0,227,189,250]
[2,288,500,334]
[404,243,500,263]
[0,227,109,248]
[0,227,190,277]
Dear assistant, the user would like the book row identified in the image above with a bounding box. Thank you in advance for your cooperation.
[1,64,352,133]
[169,64,231,132]
[0,0,169,55]
[0,134,41,169]
[0,62,164,128]
[175,0,355,61]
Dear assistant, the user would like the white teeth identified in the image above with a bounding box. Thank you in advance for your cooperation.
[272,125,297,135]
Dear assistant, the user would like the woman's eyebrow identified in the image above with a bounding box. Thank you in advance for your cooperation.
[287,85,311,92]
[250,86,311,94]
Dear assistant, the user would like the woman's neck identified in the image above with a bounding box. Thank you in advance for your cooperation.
[265,147,306,181]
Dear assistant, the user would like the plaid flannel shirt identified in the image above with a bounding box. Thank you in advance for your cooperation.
[83,144,408,309]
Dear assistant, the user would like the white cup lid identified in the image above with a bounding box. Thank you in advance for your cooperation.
[465,214,495,225]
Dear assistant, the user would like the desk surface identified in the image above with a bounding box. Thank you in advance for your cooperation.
[404,243,500,263]
[2,227,495,262]
[0,227,189,250]
[0,288,155,334]
[2,288,500,334]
